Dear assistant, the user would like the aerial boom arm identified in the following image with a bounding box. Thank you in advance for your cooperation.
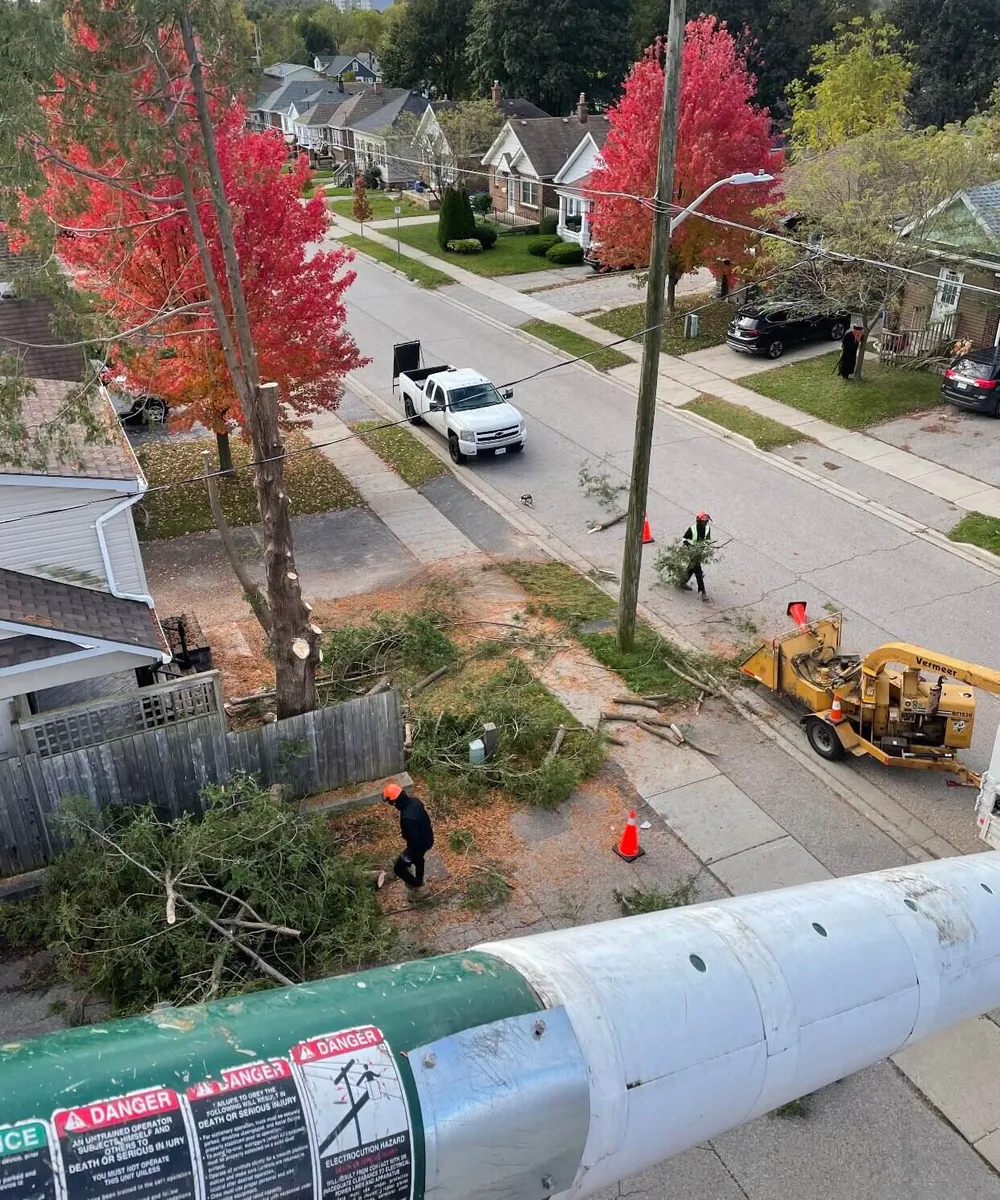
[862,642,1000,694]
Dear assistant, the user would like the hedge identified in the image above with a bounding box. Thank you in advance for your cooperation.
[528,235,560,257]
[545,241,585,264]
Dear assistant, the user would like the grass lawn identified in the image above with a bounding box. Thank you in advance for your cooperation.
[321,185,354,196]
[395,223,561,278]
[590,293,731,357]
[351,420,445,487]
[683,394,809,451]
[737,353,942,429]
[339,234,453,289]
[134,432,361,541]
[329,193,424,222]
[949,512,1000,556]
[520,319,632,372]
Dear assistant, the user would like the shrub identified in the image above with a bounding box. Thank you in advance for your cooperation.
[363,164,381,190]
[437,186,477,249]
[539,213,558,235]
[528,235,560,257]
[545,241,585,265]
[470,192,492,214]
[474,222,498,249]
[447,238,484,254]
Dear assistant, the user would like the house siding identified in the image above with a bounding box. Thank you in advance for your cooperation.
[898,258,1000,350]
[0,484,147,597]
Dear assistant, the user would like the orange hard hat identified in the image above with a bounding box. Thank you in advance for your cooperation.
[382,782,402,801]
[697,510,711,521]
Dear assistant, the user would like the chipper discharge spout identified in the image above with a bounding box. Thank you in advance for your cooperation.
[741,601,1000,782]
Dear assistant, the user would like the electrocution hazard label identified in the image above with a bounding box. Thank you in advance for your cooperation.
[53,1088,195,1200]
[186,1059,311,1200]
[0,1122,55,1200]
[291,1027,412,1200]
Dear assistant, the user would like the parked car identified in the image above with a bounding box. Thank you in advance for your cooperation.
[91,359,169,425]
[941,348,1000,416]
[584,242,633,273]
[393,339,525,464]
[727,302,851,359]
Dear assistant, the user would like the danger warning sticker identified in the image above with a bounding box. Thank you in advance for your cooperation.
[53,1088,195,1200]
[0,1122,56,1200]
[291,1026,412,1200]
[186,1059,311,1200]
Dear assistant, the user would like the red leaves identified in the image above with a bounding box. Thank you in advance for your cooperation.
[589,16,783,278]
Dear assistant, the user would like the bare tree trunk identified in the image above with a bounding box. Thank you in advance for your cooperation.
[667,271,678,313]
[201,451,271,635]
[216,429,233,474]
[179,12,319,719]
[255,384,321,717]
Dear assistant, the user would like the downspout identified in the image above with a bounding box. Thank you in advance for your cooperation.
[94,492,155,606]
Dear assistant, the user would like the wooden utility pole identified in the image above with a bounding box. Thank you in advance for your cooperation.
[616,0,688,652]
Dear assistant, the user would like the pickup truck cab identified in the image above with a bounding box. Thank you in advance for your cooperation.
[393,340,526,464]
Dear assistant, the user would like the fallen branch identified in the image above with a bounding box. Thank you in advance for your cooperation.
[589,511,627,533]
[661,659,717,693]
[695,691,705,715]
[409,666,450,697]
[219,918,301,938]
[366,675,392,696]
[404,721,413,751]
[600,710,673,728]
[603,734,627,746]
[637,720,684,746]
[681,733,720,757]
[543,724,566,767]
[669,722,686,744]
[177,896,295,988]
[612,694,660,709]
[469,864,517,890]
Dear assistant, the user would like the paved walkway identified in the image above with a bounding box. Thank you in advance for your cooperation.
[332,214,1000,523]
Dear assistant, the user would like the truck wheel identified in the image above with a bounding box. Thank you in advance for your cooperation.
[805,717,845,761]
[448,433,465,464]
[403,397,422,425]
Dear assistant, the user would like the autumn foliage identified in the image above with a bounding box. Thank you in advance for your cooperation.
[28,76,364,437]
[589,16,782,291]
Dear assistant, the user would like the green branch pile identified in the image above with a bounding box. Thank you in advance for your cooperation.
[0,777,394,1016]
[320,611,459,700]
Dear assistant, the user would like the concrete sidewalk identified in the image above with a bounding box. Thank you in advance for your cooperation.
[333,214,1000,523]
[312,370,1000,1175]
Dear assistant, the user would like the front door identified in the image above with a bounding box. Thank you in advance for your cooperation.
[931,267,964,324]
[506,174,516,213]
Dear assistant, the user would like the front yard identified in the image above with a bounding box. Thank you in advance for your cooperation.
[589,293,731,357]
[329,192,424,222]
[395,224,562,278]
[736,353,943,430]
[134,432,360,541]
[339,234,453,288]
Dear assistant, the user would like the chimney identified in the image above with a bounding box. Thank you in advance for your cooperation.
[491,80,502,105]
[374,79,382,95]
[337,74,344,93]
[576,93,588,123]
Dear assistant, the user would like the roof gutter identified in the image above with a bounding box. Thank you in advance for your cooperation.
[94,491,155,607]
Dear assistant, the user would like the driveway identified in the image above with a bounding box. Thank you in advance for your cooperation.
[522,266,714,313]
[874,401,1000,489]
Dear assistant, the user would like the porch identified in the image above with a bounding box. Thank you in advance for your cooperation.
[556,188,593,248]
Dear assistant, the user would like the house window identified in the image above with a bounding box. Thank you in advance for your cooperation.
[564,195,583,217]
[519,179,539,208]
[937,269,961,308]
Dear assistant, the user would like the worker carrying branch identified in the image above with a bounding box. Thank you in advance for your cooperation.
[383,782,435,889]
[679,511,712,601]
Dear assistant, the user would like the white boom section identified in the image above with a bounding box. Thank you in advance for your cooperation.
[478,853,1000,1198]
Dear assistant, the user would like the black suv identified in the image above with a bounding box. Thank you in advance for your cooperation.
[941,348,1000,415]
[727,303,851,359]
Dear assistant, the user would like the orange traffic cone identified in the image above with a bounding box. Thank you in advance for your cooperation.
[613,809,645,861]
[642,514,654,545]
[786,601,808,628]
[829,695,844,723]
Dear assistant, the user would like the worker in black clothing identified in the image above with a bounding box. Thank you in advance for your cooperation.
[383,782,434,888]
[680,510,712,602]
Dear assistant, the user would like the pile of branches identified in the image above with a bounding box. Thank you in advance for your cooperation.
[0,776,394,1016]
[320,611,458,701]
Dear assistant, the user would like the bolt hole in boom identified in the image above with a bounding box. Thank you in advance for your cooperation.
[689,954,707,973]
[983,883,994,894]
[904,899,918,912]
[812,922,828,937]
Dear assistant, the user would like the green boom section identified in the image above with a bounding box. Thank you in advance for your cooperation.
[0,950,541,1200]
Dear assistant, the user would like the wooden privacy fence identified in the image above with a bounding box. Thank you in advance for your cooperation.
[0,690,404,879]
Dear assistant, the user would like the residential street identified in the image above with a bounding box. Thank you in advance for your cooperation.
[337,244,1000,858]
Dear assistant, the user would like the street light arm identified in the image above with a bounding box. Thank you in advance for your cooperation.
[669,170,775,235]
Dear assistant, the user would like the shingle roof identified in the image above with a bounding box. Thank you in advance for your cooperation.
[0,568,167,655]
[352,90,429,134]
[0,296,84,382]
[255,80,344,114]
[299,101,341,126]
[965,183,1000,243]
[0,379,140,482]
[0,634,70,669]
[506,116,596,179]
[317,55,378,78]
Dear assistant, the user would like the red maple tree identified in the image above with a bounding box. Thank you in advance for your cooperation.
[32,102,365,447]
[589,16,782,304]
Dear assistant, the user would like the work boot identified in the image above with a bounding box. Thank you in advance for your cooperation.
[700,593,709,603]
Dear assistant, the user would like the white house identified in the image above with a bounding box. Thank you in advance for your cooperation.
[0,377,169,756]
[551,120,610,249]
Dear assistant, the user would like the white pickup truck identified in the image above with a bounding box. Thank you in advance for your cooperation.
[393,340,526,464]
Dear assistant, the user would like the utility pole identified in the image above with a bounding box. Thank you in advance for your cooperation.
[616,0,688,652]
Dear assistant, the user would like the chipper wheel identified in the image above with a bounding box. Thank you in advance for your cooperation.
[805,716,846,762]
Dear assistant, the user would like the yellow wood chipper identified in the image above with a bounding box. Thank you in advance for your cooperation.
[740,601,1000,785]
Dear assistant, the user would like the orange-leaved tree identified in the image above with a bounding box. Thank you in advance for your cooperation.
[589,16,782,308]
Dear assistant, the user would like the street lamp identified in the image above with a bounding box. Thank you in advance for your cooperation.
[669,169,775,234]
[617,164,776,653]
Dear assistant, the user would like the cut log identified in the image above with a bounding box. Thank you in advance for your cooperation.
[612,695,659,709]
[409,666,450,697]
[366,675,392,696]
[637,720,683,746]
[669,723,686,744]
[543,724,566,767]
[588,511,627,533]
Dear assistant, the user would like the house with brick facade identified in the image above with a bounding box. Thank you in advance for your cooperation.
[893,182,1000,355]
[480,96,601,224]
